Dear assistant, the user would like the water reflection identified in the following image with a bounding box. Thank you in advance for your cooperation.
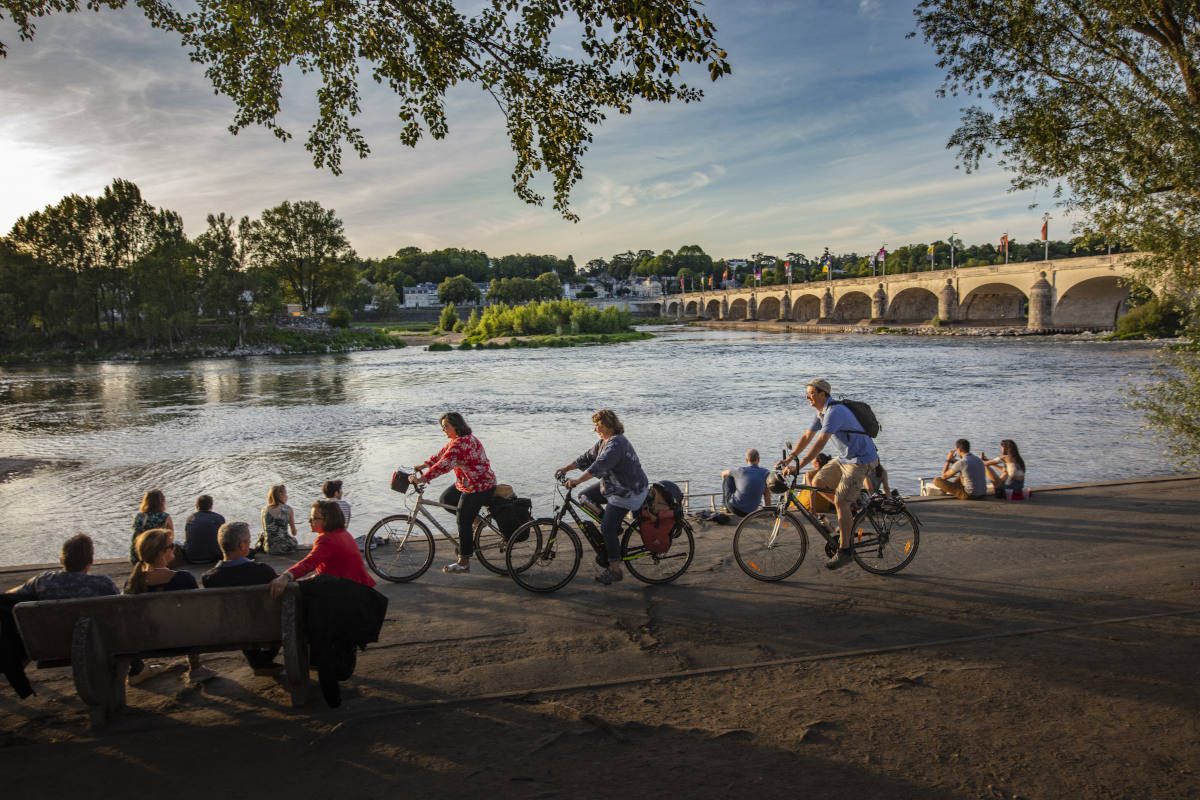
[0,329,1165,564]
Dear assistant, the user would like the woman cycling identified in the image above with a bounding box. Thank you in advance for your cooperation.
[556,409,649,585]
[412,412,497,575]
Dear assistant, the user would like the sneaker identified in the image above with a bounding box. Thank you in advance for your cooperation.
[187,665,218,684]
[594,568,623,585]
[442,561,470,574]
[825,549,854,570]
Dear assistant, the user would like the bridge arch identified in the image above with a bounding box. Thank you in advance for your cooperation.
[1054,276,1129,328]
[665,300,679,317]
[887,287,939,322]
[704,299,721,319]
[959,282,1027,323]
[833,291,871,323]
[792,294,821,321]
[757,296,781,320]
[728,298,749,320]
[685,300,698,316]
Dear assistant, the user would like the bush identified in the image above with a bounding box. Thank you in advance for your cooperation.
[1111,298,1183,340]
[439,303,459,332]
[327,306,351,328]
[427,342,452,351]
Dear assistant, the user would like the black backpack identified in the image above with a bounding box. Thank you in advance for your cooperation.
[828,398,880,438]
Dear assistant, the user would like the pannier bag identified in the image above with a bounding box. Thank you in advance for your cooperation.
[639,481,684,554]
[390,469,411,494]
[489,495,533,538]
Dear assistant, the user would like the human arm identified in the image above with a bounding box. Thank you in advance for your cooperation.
[268,571,294,599]
[287,506,298,537]
[164,514,174,533]
[778,431,816,471]
[416,440,460,485]
[787,432,831,475]
[941,453,963,480]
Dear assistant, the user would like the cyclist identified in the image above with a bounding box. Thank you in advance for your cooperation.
[412,412,497,575]
[778,379,879,570]
[555,409,649,585]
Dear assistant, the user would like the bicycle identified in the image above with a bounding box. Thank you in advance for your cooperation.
[505,476,696,593]
[363,469,511,582]
[732,445,921,581]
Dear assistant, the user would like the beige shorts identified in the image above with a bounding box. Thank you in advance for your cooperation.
[813,459,877,504]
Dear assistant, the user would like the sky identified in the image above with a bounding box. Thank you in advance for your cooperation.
[0,0,1078,265]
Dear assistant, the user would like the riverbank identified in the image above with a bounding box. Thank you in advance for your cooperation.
[2,476,1197,798]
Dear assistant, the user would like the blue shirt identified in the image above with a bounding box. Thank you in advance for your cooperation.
[809,402,878,464]
[729,464,770,514]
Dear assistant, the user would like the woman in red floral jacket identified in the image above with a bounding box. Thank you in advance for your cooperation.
[413,412,497,574]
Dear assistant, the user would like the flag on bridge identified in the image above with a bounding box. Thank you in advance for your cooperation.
[1000,234,1008,253]
[926,243,935,262]
[877,246,886,263]
[680,276,685,290]
[1041,220,1048,241]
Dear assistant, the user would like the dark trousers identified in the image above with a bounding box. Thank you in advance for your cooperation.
[439,485,496,557]
[580,485,624,564]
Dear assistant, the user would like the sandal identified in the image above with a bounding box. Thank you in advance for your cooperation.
[443,562,470,574]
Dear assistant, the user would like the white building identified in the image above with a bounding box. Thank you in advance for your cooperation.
[403,282,440,307]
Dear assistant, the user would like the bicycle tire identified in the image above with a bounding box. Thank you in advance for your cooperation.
[364,514,435,582]
[505,518,582,594]
[850,506,920,575]
[620,519,695,584]
[732,509,808,581]
[472,513,507,576]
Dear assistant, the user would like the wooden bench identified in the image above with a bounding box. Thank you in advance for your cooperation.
[12,584,309,729]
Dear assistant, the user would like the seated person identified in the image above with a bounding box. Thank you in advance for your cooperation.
[126,529,216,684]
[183,494,225,564]
[6,534,119,600]
[269,500,375,598]
[202,521,280,671]
[721,449,771,516]
[799,453,834,513]
[983,439,1026,497]
[322,480,352,528]
[933,439,989,500]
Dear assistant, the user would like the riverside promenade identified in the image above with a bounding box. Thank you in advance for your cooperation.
[2,475,1198,799]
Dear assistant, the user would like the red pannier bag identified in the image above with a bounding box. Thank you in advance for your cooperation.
[638,509,675,554]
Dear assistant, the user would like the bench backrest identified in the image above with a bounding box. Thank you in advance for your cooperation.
[13,586,294,661]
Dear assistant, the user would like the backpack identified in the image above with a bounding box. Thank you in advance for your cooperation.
[488,495,533,538]
[828,398,880,438]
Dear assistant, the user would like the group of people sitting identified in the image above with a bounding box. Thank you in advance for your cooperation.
[129,480,354,566]
[8,491,376,686]
[932,438,1027,500]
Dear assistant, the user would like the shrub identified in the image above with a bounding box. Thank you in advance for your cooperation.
[327,306,351,328]
[439,303,459,332]
[1112,298,1183,340]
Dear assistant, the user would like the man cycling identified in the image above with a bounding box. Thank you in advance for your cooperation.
[778,378,879,570]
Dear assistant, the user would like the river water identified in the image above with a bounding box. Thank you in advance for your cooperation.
[0,327,1168,566]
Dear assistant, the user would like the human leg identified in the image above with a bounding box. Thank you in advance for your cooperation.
[454,487,495,559]
[932,477,969,500]
[827,461,873,569]
[598,502,625,580]
[722,474,738,512]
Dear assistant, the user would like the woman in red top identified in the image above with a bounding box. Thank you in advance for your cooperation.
[413,412,497,575]
[269,500,375,597]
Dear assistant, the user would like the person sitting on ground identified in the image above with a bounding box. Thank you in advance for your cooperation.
[721,449,771,516]
[6,534,119,600]
[201,521,280,672]
[259,484,299,555]
[322,480,352,529]
[268,500,375,598]
[864,460,893,496]
[983,439,1027,497]
[797,453,834,514]
[125,528,216,684]
[933,439,989,500]
[183,494,225,564]
[130,489,174,564]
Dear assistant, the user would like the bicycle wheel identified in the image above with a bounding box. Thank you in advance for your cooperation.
[364,514,435,582]
[620,520,695,584]
[505,518,582,594]
[471,514,508,576]
[851,506,920,575]
[732,509,808,581]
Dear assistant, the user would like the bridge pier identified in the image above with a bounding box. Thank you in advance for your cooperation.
[871,284,887,322]
[1028,272,1053,331]
[938,279,958,323]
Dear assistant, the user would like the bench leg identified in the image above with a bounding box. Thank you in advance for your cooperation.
[71,616,125,730]
[281,589,311,707]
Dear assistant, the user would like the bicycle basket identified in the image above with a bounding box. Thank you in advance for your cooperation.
[390,469,411,494]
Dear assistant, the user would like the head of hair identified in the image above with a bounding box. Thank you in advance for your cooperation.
[956,439,971,453]
[126,528,174,594]
[322,479,343,498]
[806,379,831,397]
[140,489,165,514]
[815,453,832,467]
[440,412,471,437]
[746,449,760,464]
[267,484,286,506]
[196,494,214,512]
[60,534,94,572]
[310,499,346,533]
[592,409,624,435]
[217,521,251,557]
[1001,439,1025,471]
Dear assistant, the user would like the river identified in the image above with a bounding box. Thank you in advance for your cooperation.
[0,327,1169,565]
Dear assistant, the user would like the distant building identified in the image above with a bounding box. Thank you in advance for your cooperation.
[404,282,440,307]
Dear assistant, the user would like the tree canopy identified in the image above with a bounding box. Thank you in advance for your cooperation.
[0,0,730,220]
[911,0,1200,302]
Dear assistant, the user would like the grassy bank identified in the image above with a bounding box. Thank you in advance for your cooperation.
[430,331,653,351]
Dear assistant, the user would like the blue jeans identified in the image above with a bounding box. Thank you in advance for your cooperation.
[722,474,753,516]
[581,484,624,565]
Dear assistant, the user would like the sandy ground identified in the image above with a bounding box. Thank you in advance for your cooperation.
[2,476,1198,799]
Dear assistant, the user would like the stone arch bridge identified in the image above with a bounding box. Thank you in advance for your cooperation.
[654,254,1142,330]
